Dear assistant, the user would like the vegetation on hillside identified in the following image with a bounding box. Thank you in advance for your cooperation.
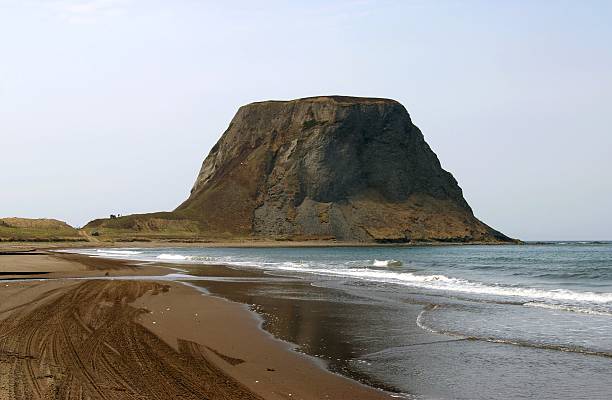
[83,212,212,242]
[0,218,85,242]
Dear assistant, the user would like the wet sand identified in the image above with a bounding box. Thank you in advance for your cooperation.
[0,250,391,399]
[178,264,435,393]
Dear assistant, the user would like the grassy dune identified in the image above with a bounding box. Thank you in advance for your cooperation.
[0,218,85,242]
[83,213,212,242]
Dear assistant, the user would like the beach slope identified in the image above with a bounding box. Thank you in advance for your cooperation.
[0,251,389,400]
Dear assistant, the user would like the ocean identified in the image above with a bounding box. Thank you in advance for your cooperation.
[72,242,612,399]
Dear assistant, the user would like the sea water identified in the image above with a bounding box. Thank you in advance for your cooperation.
[73,243,612,399]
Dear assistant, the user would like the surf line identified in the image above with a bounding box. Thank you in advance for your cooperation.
[415,304,443,334]
[415,304,612,359]
[466,337,612,359]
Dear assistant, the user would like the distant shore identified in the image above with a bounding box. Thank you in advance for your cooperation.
[0,247,391,399]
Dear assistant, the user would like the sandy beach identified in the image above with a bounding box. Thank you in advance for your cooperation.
[0,248,391,399]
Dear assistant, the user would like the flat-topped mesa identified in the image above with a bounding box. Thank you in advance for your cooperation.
[176,96,511,243]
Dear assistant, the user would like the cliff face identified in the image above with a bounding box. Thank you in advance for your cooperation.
[176,96,510,242]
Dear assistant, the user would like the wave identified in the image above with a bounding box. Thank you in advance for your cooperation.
[416,306,439,333]
[76,248,612,308]
[547,241,610,246]
[273,264,612,304]
[478,337,612,358]
[95,249,143,255]
[523,302,612,316]
[156,254,189,260]
[415,306,612,358]
[188,256,217,262]
[373,259,403,267]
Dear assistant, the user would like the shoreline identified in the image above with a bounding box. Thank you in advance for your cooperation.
[0,249,394,399]
[134,280,396,399]
[0,238,523,253]
[4,242,610,399]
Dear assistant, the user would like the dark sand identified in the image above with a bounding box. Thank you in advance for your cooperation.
[178,264,434,394]
[0,249,391,399]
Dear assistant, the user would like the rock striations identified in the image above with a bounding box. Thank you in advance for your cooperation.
[168,96,511,243]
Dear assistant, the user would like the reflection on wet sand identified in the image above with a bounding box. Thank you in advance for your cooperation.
[183,264,612,400]
[185,266,433,393]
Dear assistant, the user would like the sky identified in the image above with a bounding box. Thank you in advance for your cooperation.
[1,0,611,240]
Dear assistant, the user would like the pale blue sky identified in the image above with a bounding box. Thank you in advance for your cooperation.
[1,0,611,240]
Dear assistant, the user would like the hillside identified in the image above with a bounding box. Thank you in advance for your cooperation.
[85,96,513,243]
[0,218,84,242]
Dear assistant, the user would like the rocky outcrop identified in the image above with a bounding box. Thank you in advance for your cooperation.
[175,96,511,243]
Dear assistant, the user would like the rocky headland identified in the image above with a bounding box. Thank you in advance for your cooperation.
[85,96,513,243]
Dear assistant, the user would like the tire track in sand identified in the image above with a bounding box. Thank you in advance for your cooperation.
[0,280,264,400]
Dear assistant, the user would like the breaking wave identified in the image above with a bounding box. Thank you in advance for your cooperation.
[373,259,403,267]
[156,254,189,260]
[272,264,612,305]
[95,249,143,256]
[67,247,612,312]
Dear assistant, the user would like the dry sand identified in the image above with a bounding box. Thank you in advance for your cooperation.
[0,250,391,399]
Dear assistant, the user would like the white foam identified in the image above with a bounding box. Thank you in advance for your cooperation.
[373,259,403,267]
[416,306,441,334]
[96,249,143,255]
[523,302,612,316]
[156,254,189,260]
[69,248,612,308]
[273,265,612,304]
